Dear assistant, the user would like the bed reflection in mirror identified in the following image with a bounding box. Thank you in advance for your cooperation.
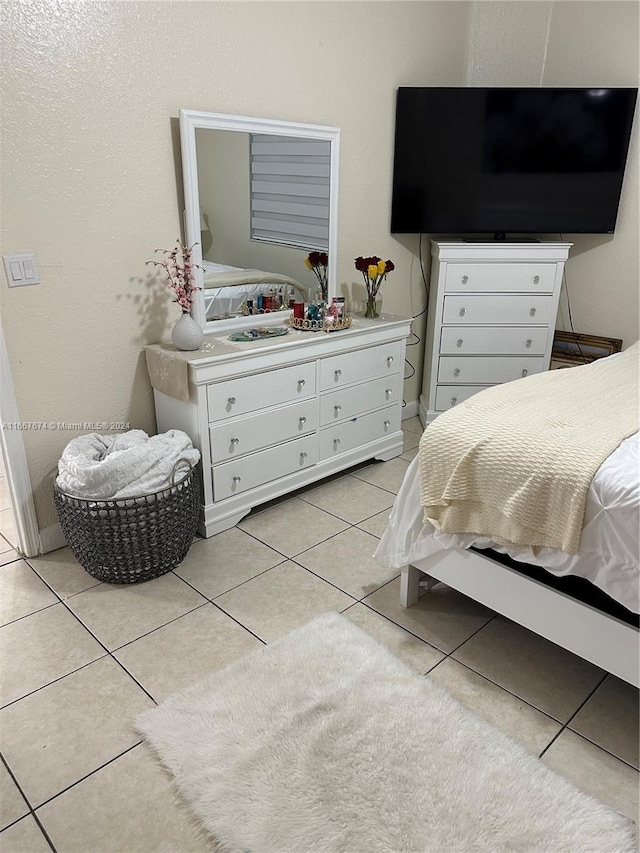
[195,128,331,321]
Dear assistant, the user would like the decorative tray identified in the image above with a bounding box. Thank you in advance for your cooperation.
[228,327,289,342]
[289,316,352,333]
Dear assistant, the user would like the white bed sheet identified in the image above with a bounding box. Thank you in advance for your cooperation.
[375,432,640,614]
[202,261,283,317]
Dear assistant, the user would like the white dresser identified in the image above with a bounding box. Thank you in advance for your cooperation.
[420,241,572,423]
[147,316,411,537]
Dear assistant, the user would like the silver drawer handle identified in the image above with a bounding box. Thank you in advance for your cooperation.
[228,396,236,405]
[230,437,240,446]
[453,368,460,377]
[298,378,306,388]
[451,397,457,406]
[334,438,341,447]
[457,339,463,348]
[461,275,468,284]
[522,369,528,377]
[386,356,394,366]
[334,369,342,379]
[334,405,342,415]
[459,307,466,317]
[299,416,307,426]
[525,339,532,348]
[232,476,241,484]
[529,308,536,317]
[384,420,391,429]
[300,451,308,460]
[533,275,540,284]
[384,388,393,399]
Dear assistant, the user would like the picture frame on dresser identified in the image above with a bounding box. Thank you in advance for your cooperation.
[550,331,623,369]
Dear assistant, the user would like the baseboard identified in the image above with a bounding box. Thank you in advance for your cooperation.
[402,400,419,421]
[39,522,66,554]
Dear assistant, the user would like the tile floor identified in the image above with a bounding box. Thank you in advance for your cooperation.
[0,417,638,852]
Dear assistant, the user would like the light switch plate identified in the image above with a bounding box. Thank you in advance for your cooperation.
[3,253,40,286]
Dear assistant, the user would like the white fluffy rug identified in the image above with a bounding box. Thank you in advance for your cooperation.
[137,612,635,853]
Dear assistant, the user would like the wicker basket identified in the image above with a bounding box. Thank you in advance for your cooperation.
[54,466,200,584]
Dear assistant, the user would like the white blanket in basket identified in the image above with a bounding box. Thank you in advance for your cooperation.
[56,430,200,500]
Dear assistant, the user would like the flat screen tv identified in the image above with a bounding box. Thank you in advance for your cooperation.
[390,87,637,237]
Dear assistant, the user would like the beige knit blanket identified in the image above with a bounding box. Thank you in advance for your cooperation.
[420,343,639,555]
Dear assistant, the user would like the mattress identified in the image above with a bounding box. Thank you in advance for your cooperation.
[202,260,299,319]
[375,432,640,614]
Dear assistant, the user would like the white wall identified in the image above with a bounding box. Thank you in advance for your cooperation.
[466,0,639,346]
[543,1,639,346]
[0,1,469,530]
[1,1,637,536]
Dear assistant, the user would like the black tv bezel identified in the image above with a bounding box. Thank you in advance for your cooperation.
[390,86,638,236]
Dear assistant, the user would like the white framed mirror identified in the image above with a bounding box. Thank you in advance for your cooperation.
[179,110,340,333]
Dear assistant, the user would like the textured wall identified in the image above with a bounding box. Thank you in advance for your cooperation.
[543,1,639,345]
[465,1,639,346]
[0,1,469,530]
[2,1,637,536]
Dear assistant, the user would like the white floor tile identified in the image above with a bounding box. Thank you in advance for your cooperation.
[215,561,354,643]
[115,604,262,702]
[0,604,105,707]
[542,729,639,822]
[65,573,207,650]
[37,744,210,852]
[0,656,154,807]
[0,561,58,627]
[0,815,51,852]
[0,761,29,831]
[453,616,605,723]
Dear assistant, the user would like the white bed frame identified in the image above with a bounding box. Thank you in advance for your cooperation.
[400,549,639,688]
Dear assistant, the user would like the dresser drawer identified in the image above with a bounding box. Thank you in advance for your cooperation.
[443,295,555,326]
[320,341,402,391]
[209,399,318,463]
[320,374,401,426]
[437,356,545,385]
[435,385,492,411]
[319,405,399,460]
[207,361,315,422]
[444,263,556,294]
[212,434,317,500]
[440,327,548,356]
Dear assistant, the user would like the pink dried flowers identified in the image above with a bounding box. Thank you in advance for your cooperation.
[147,241,200,314]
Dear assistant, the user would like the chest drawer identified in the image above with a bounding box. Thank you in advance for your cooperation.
[440,326,548,356]
[320,374,401,426]
[444,263,556,294]
[320,341,402,391]
[209,399,318,464]
[443,295,554,326]
[435,385,492,411]
[437,356,545,385]
[207,361,315,422]
[212,434,317,501]
[319,405,399,460]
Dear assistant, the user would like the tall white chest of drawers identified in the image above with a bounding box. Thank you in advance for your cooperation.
[420,241,572,423]
[148,316,411,537]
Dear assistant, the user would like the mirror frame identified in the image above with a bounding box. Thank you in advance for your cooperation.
[179,109,340,333]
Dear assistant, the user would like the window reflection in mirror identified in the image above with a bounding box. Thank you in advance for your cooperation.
[195,128,330,322]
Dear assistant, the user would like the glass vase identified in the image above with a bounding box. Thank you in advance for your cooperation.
[364,293,383,319]
[171,311,204,351]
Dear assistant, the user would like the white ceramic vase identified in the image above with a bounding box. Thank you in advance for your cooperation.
[171,312,203,351]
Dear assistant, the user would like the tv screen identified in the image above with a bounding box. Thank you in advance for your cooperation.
[390,87,637,236]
